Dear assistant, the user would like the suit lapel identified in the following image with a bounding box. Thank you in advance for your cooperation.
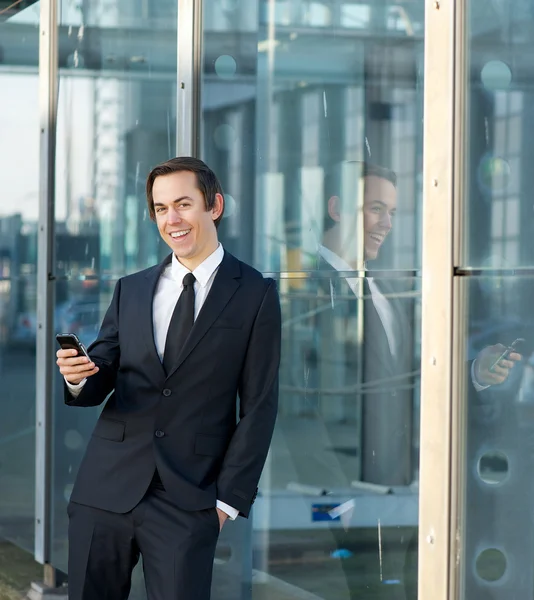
[363,278,397,377]
[141,254,172,383]
[318,251,411,377]
[320,255,398,372]
[166,251,241,379]
[377,276,413,368]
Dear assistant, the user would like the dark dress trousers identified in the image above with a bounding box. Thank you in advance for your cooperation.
[65,250,281,600]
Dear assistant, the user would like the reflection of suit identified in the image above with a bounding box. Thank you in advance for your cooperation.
[285,253,417,600]
[65,251,281,599]
[306,254,415,486]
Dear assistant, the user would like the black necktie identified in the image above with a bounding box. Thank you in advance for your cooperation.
[163,272,196,375]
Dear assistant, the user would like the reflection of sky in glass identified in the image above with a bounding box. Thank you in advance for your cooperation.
[0,75,39,221]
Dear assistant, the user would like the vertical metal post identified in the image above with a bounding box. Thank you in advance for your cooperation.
[177,0,203,157]
[254,0,275,269]
[450,1,468,597]
[35,0,58,567]
[418,0,465,597]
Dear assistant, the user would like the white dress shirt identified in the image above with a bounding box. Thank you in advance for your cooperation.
[66,244,239,520]
[318,245,398,357]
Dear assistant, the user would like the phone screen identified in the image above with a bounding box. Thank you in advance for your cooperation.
[56,334,90,359]
[489,338,525,372]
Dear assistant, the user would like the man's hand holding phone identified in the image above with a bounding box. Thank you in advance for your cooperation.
[56,334,99,385]
[475,339,524,387]
[57,349,99,385]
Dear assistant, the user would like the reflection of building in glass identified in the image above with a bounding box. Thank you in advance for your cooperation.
[2,0,534,597]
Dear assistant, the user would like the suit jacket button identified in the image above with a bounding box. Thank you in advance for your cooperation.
[162,389,172,397]
[155,430,165,438]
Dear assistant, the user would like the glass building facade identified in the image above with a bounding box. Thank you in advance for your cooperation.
[0,0,531,598]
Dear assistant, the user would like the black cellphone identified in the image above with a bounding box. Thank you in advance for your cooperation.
[56,333,91,360]
[489,337,525,373]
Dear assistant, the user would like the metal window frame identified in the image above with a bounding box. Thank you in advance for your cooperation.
[35,0,58,570]
[177,0,203,157]
[418,0,467,598]
[450,0,469,595]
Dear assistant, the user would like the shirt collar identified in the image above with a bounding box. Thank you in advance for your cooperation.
[318,244,355,272]
[171,243,224,288]
[318,245,370,279]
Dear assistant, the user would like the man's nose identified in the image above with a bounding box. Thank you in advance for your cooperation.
[166,206,182,224]
[379,212,392,230]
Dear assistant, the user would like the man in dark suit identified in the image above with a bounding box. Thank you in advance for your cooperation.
[56,157,281,600]
[301,162,416,598]
[315,162,414,487]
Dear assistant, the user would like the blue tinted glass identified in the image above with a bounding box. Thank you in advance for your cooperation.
[0,1,40,554]
[202,1,424,597]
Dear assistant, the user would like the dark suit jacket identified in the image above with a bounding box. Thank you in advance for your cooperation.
[65,250,281,518]
[299,258,416,485]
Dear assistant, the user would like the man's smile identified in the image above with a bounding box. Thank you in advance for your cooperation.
[169,229,191,239]
[368,232,386,244]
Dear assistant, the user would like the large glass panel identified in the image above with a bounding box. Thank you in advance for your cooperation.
[460,3,534,598]
[50,1,177,587]
[0,2,40,554]
[464,2,534,269]
[202,1,424,597]
[460,275,534,599]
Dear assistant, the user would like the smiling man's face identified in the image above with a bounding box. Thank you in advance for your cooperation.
[152,170,223,271]
[362,175,397,260]
[325,174,397,265]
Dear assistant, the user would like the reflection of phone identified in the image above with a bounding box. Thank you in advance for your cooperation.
[56,333,90,360]
[489,338,525,372]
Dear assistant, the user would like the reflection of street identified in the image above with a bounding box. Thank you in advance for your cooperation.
[9,296,105,352]
[266,527,417,600]
[0,347,37,552]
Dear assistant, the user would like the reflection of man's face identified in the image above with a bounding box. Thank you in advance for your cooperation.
[362,175,397,260]
[326,174,397,265]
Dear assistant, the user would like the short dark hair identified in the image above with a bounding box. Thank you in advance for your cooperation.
[360,162,397,187]
[324,161,397,230]
[325,161,397,195]
[146,156,225,227]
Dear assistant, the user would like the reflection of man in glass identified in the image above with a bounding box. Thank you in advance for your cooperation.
[318,162,412,488]
[312,162,415,596]
[472,342,522,389]
[322,162,397,266]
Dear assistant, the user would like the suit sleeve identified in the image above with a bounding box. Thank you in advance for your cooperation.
[64,279,122,407]
[470,359,490,392]
[216,279,281,517]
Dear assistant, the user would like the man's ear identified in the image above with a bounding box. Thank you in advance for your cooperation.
[212,193,224,221]
[327,196,341,222]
